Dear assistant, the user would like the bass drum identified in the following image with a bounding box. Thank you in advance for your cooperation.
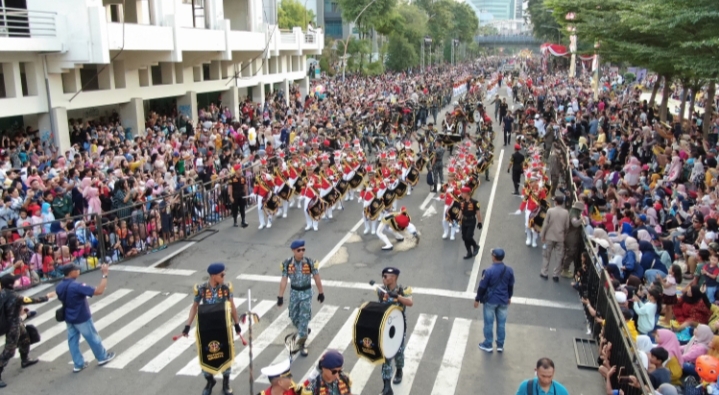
[307,197,327,222]
[263,193,281,215]
[445,200,462,223]
[294,172,308,194]
[349,166,366,189]
[335,179,350,197]
[363,198,384,221]
[322,188,342,207]
[382,188,397,208]
[405,166,420,187]
[353,301,405,363]
[276,183,294,201]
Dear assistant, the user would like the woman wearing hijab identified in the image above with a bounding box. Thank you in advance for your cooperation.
[681,324,714,377]
[640,240,667,284]
[623,157,642,187]
[667,155,683,183]
[655,329,684,385]
[673,285,712,325]
[622,237,643,281]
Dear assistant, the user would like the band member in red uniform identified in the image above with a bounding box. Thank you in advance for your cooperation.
[319,156,335,219]
[253,163,274,230]
[258,359,300,395]
[301,162,320,232]
[519,176,547,247]
[438,170,461,240]
[377,206,419,251]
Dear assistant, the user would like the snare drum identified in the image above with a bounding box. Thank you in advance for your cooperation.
[307,197,327,222]
[335,179,350,197]
[322,188,341,207]
[364,198,384,221]
[405,166,420,187]
[353,302,405,363]
[382,189,397,208]
[277,183,294,201]
[445,200,462,223]
[392,181,408,199]
[263,193,281,215]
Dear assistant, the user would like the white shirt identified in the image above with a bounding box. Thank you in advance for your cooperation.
[248,127,257,145]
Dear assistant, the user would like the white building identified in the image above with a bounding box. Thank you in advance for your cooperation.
[0,0,323,152]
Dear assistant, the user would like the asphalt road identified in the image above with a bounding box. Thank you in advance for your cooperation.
[9,93,605,395]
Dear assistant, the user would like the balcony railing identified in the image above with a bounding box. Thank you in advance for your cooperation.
[304,33,316,44]
[280,31,296,44]
[0,7,57,38]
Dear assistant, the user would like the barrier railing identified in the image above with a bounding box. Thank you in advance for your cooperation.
[0,7,57,38]
[557,139,655,394]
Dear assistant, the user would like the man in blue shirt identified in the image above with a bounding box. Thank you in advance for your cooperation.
[474,248,515,353]
[56,263,115,373]
[515,358,570,395]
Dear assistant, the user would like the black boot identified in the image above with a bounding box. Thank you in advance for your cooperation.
[0,367,5,388]
[222,375,233,395]
[393,368,403,384]
[380,378,394,395]
[202,376,216,395]
[463,251,473,259]
[20,354,38,368]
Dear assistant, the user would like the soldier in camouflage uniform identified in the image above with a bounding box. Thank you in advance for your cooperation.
[278,240,325,356]
[376,267,413,395]
[0,274,55,387]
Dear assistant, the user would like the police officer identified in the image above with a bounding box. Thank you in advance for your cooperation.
[459,187,483,259]
[507,144,524,195]
[377,267,413,395]
[277,240,325,356]
[302,350,352,395]
[229,164,248,228]
[0,274,55,388]
[182,263,242,395]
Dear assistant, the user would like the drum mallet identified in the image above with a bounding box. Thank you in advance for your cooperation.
[369,280,388,294]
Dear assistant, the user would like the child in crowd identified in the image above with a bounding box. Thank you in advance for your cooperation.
[701,254,719,303]
[661,264,682,325]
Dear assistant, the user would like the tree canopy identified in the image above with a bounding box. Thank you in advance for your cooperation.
[278,0,315,30]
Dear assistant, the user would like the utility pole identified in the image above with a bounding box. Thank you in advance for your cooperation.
[342,0,379,81]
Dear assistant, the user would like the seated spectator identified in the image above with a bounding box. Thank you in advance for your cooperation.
[681,324,714,377]
[673,285,712,326]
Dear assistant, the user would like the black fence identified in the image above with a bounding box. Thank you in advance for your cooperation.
[556,139,655,394]
[3,170,258,290]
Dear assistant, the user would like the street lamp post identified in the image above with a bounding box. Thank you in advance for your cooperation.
[342,0,379,81]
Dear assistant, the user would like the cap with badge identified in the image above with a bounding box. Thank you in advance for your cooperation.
[261,358,292,381]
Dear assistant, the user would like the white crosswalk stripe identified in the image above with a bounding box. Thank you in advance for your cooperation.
[21,287,491,394]
[145,298,252,374]
[175,299,273,377]
[39,290,160,362]
[430,318,471,395]
[256,304,339,384]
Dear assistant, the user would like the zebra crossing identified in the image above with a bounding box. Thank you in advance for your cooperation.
[20,287,482,394]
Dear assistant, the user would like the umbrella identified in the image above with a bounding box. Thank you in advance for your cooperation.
[314,85,325,94]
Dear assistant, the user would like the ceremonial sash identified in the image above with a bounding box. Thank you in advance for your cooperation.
[195,301,234,375]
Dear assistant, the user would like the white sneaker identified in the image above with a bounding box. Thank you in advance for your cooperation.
[532,239,537,248]
[259,224,265,230]
[450,234,455,241]
[364,228,370,235]
[305,225,311,231]
[313,226,319,232]
[267,222,272,228]
[282,213,287,219]
[381,245,394,250]
[328,214,333,219]
[442,232,448,239]
[525,234,531,245]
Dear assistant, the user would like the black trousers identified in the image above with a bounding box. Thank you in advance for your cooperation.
[512,169,522,193]
[231,198,246,224]
[461,223,478,255]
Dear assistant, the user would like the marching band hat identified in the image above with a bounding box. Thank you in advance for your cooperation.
[382,267,400,276]
[461,186,471,194]
[320,350,344,369]
[491,248,505,260]
[290,239,305,250]
[514,144,521,150]
[207,263,225,275]
[261,359,292,381]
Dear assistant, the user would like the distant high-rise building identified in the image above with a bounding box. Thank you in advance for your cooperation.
[466,0,517,21]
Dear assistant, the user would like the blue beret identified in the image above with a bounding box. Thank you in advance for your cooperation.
[638,214,647,222]
[290,239,305,250]
[491,248,505,260]
[382,267,400,276]
[207,263,225,275]
[320,350,344,369]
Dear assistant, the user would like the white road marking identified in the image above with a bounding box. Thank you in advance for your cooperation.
[430,318,471,395]
[175,298,265,376]
[466,149,505,294]
[236,274,581,310]
[228,304,293,380]
[419,193,435,211]
[256,305,339,383]
[110,265,196,276]
[318,219,364,269]
[78,293,187,363]
[12,289,132,358]
[422,205,437,218]
[394,314,437,395]
[144,298,259,374]
[39,291,160,362]
[301,308,359,383]
[150,242,197,268]
[348,356,376,394]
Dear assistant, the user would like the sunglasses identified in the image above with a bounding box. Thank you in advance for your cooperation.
[296,248,305,252]
[330,369,342,375]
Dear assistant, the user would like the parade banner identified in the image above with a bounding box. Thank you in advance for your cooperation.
[195,302,235,375]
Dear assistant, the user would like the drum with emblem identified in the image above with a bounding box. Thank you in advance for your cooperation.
[335,179,350,197]
[263,193,281,215]
[277,183,294,201]
[321,188,341,207]
[391,181,408,199]
[405,166,420,186]
[307,197,327,221]
[382,188,397,208]
[353,302,405,364]
[465,176,479,195]
[445,200,462,223]
[414,156,428,173]
[364,198,384,221]
[293,170,308,194]
[349,166,366,189]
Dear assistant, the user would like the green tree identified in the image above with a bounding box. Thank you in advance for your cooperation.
[449,2,479,43]
[386,32,418,71]
[337,0,397,38]
[525,0,562,43]
[278,0,316,30]
[477,25,499,36]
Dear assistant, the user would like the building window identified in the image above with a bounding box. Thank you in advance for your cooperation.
[325,21,342,38]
